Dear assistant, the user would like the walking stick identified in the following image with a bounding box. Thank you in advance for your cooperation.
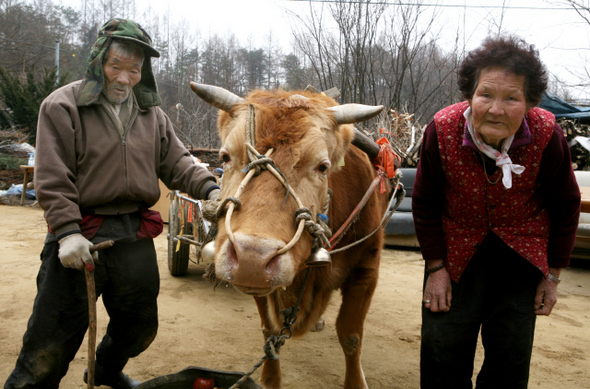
[85,240,114,389]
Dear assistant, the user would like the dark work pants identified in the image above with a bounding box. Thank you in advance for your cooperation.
[420,233,542,389]
[5,238,160,389]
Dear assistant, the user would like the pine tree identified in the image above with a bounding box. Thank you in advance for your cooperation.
[0,66,68,145]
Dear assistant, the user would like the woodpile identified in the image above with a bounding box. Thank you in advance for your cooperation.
[378,108,424,168]
[558,118,590,171]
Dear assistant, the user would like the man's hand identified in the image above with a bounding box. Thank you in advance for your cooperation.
[208,188,221,201]
[534,270,560,316]
[58,233,98,271]
[423,260,452,312]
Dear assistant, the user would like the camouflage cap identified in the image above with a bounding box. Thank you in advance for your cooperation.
[78,18,162,108]
[98,18,160,58]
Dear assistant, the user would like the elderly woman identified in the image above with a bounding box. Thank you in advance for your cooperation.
[413,36,581,388]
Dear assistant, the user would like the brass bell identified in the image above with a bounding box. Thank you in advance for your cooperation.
[305,247,331,267]
[200,240,216,262]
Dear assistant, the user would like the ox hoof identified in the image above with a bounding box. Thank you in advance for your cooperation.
[311,317,325,332]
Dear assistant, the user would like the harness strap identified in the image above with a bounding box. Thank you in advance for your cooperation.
[328,170,383,249]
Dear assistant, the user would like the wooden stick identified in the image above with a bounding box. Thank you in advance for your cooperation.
[85,240,114,389]
[84,267,96,389]
[89,240,114,253]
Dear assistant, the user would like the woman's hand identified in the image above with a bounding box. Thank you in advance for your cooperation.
[534,268,561,316]
[423,260,452,312]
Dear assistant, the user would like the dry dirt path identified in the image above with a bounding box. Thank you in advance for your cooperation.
[1,204,589,388]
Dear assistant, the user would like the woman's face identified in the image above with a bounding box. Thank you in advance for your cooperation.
[469,67,529,149]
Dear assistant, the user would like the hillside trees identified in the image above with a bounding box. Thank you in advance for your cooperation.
[0,0,467,150]
[290,0,460,125]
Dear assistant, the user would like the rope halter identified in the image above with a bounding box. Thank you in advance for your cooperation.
[218,104,332,258]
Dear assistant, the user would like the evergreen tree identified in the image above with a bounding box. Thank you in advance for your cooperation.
[0,66,68,145]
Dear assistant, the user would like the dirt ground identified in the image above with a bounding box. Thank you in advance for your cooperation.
[1,204,589,388]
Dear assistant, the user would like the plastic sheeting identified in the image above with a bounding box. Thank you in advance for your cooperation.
[538,93,590,123]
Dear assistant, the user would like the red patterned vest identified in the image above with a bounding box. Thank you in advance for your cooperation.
[435,101,555,282]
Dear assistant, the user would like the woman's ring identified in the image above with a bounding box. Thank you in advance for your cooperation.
[424,300,431,304]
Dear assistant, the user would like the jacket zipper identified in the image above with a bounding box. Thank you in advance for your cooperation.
[122,109,139,197]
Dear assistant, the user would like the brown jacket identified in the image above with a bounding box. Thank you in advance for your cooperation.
[35,80,217,232]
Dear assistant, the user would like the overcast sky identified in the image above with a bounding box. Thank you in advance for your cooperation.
[72,0,590,100]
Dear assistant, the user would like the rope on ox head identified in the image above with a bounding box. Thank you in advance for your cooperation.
[218,104,333,256]
[245,104,262,174]
[295,208,331,249]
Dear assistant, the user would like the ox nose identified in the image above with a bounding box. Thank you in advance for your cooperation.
[222,235,293,289]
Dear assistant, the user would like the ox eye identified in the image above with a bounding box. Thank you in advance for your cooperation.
[315,160,331,175]
[219,149,231,166]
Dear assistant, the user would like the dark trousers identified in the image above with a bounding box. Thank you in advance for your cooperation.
[420,233,542,389]
[5,238,160,389]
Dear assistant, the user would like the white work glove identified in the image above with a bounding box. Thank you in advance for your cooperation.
[208,188,221,201]
[58,233,98,271]
[201,189,221,222]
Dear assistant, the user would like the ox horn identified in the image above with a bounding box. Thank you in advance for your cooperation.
[327,104,385,159]
[190,82,244,112]
[327,103,384,124]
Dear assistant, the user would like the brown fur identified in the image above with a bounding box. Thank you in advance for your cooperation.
[208,88,388,389]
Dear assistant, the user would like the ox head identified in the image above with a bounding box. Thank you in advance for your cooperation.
[191,83,383,296]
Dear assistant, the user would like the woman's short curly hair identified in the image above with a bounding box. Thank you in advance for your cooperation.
[458,36,547,107]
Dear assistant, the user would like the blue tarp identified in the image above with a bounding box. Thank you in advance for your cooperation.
[5,184,35,200]
[538,93,590,123]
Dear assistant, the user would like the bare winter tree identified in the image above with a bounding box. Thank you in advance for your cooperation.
[289,0,461,124]
[289,0,388,104]
[560,0,590,91]
[264,32,283,90]
[171,98,215,150]
[565,0,590,23]
[376,1,462,123]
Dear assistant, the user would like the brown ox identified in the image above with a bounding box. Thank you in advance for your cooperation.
[191,83,391,389]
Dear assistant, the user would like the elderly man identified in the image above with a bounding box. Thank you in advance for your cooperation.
[5,19,219,389]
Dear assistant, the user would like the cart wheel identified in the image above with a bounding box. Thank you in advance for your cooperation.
[193,202,208,263]
[168,194,192,276]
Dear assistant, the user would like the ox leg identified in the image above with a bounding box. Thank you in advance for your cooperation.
[254,297,282,389]
[336,265,379,389]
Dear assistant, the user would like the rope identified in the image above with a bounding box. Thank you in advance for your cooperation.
[329,171,383,249]
[246,104,258,167]
[217,196,241,218]
[242,152,292,208]
[296,208,331,248]
[330,171,405,254]
[228,267,312,389]
[226,334,288,389]
[221,104,333,256]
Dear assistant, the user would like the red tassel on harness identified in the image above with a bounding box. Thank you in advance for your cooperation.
[371,137,401,194]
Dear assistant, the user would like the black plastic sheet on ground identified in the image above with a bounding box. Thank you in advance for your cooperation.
[135,366,262,389]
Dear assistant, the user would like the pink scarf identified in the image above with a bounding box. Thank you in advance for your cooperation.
[463,107,525,189]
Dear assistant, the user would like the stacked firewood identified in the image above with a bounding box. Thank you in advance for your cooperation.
[379,109,424,168]
[557,118,590,171]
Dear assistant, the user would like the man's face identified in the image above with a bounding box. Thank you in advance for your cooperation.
[102,48,143,104]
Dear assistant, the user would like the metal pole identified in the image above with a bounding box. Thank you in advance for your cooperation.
[55,39,60,85]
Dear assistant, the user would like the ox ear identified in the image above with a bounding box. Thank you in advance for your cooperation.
[189,82,243,112]
[327,104,384,124]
